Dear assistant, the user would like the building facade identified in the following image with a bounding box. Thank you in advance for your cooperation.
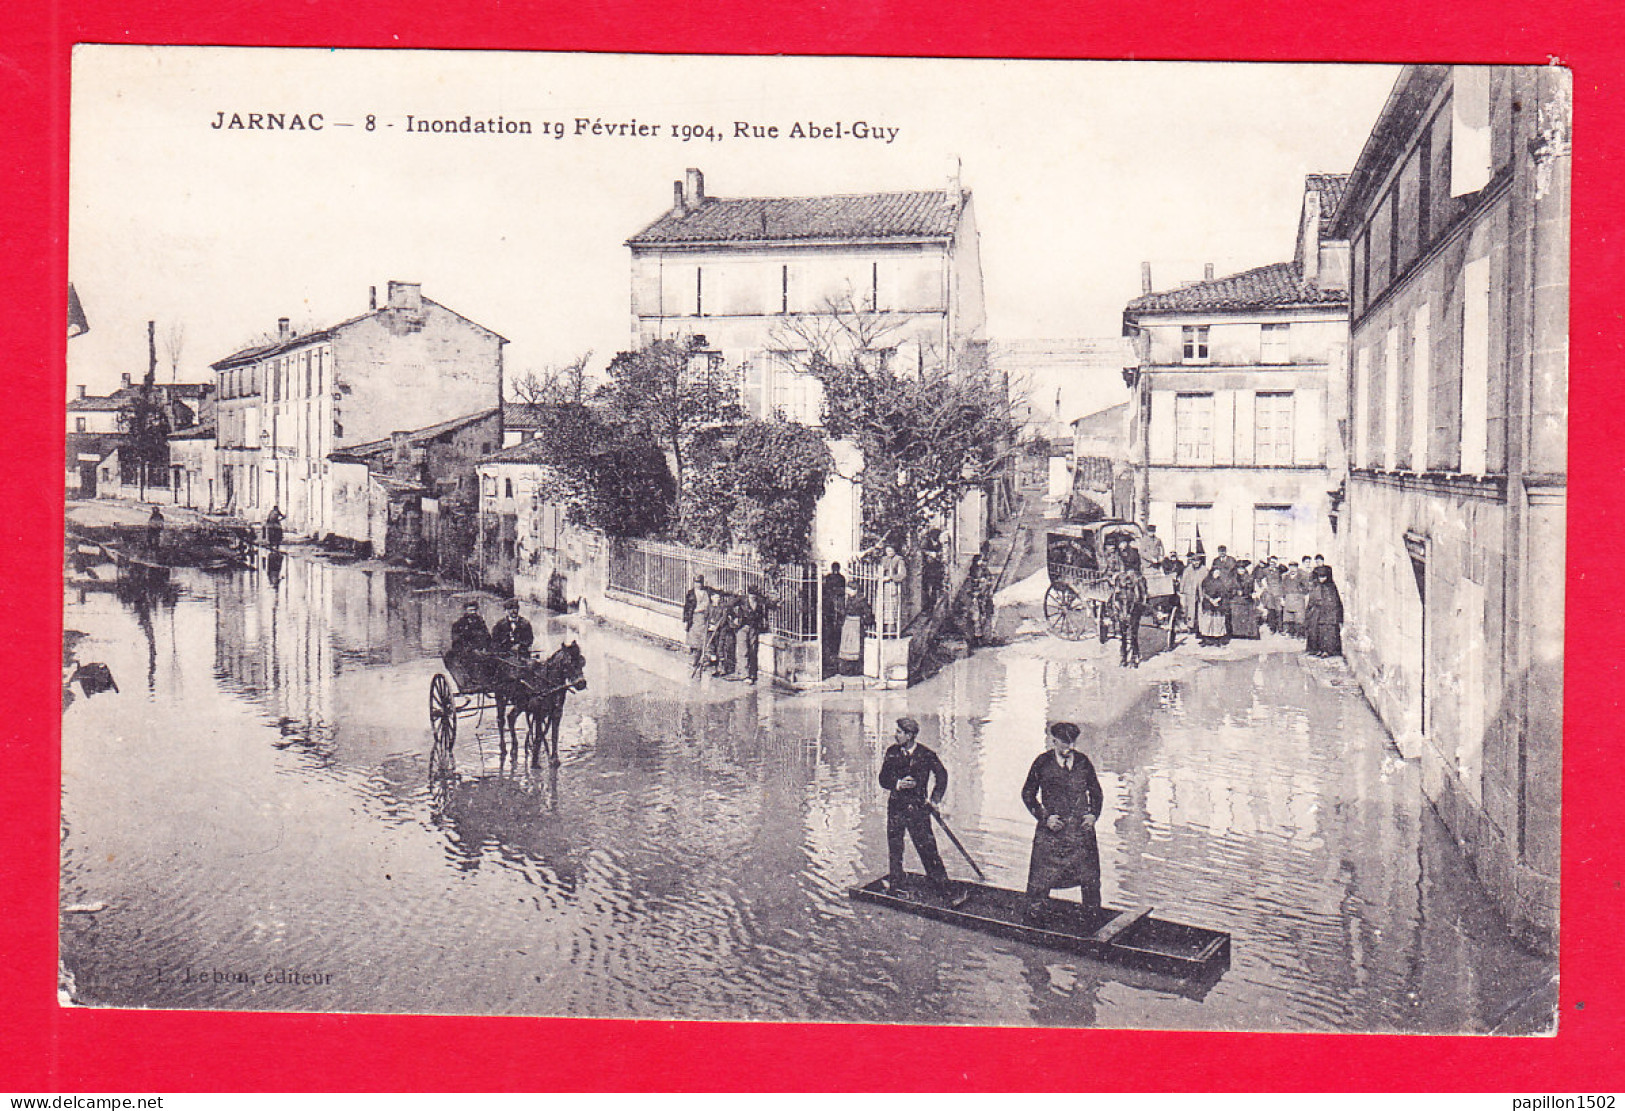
[1329,65,1568,948]
[991,338,1132,445]
[1122,175,1351,560]
[626,168,987,570]
[627,168,987,428]
[209,281,507,538]
[65,377,213,495]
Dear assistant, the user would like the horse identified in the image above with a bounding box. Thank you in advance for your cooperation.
[494,641,587,769]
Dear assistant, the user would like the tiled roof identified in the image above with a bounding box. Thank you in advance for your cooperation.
[480,437,562,465]
[1071,402,1129,436]
[503,402,569,431]
[337,407,500,457]
[1125,262,1348,315]
[211,297,507,369]
[1305,173,1351,239]
[628,190,967,246]
[67,395,127,412]
[211,330,333,370]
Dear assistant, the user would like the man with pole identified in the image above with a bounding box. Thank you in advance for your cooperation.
[878,717,968,906]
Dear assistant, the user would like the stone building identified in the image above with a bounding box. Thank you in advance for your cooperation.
[209,281,506,537]
[625,167,987,567]
[1121,174,1350,559]
[1329,65,1568,949]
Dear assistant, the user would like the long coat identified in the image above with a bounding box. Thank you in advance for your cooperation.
[1020,751,1104,900]
[1306,580,1344,655]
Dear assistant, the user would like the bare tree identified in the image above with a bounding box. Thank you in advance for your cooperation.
[510,351,593,407]
[162,320,185,383]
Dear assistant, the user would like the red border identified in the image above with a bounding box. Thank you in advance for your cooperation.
[5,0,1621,1092]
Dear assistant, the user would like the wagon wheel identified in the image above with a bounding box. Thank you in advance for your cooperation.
[430,673,457,747]
[1043,584,1089,641]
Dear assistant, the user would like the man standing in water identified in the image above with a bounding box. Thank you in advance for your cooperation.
[878,717,962,904]
[1021,721,1104,923]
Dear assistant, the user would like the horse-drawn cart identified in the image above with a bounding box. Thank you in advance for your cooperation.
[1042,521,1180,642]
[429,642,587,769]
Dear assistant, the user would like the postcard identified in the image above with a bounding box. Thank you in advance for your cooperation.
[60,47,1567,1035]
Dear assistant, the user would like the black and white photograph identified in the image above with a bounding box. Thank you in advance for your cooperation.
[60,48,1568,1034]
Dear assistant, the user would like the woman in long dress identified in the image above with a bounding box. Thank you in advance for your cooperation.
[1227,560,1260,639]
[1197,567,1230,645]
[1305,565,1344,657]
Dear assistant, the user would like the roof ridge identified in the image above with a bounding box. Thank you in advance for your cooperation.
[696,187,956,204]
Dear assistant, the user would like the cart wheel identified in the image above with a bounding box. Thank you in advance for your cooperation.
[1044,584,1088,641]
[430,673,457,747]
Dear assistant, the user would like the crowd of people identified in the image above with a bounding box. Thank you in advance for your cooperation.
[1088,525,1346,664]
[682,575,772,683]
[1170,543,1344,657]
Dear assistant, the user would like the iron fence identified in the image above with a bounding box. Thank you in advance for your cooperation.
[607,536,819,641]
[848,554,919,639]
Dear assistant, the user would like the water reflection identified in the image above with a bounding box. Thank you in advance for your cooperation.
[58,549,1553,1030]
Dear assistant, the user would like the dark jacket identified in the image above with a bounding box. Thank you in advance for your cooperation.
[450,613,491,655]
[879,741,948,812]
[1021,751,1104,826]
[740,593,770,634]
[490,614,534,656]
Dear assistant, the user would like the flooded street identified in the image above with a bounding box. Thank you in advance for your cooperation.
[60,550,1554,1031]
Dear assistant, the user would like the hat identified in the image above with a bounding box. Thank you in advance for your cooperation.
[504,597,521,611]
[463,599,480,611]
[895,717,920,738]
[1048,721,1081,744]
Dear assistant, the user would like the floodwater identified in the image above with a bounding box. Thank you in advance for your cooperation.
[60,550,1555,1031]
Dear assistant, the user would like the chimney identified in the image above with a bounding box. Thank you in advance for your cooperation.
[1141,263,1153,295]
[278,317,291,341]
[391,430,412,468]
[672,181,686,217]
[369,286,377,311]
[1300,186,1322,282]
[1204,263,1215,281]
[947,155,963,212]
[122,372,132,388]
[387,281,423,314]
[684,168,705,211]
[77,384,87,399]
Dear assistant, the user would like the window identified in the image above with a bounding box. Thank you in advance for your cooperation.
[482,474,496,497]
[1354,346,1372,468]
[1181,326,1210,363]
[1254,392,1294,465]
[870,261,880,311]
[695,267,704,316]
[504,477,514,499]
[1461,256,1491,472]
[75,416,86,432]
[1174,393,1214,464]
[1174,504,1212,558]
[1411,304,1431,470]
[1252,505,1294,559]
[1260,323,1290,364]
[1383,326,1401,471]
[781,265,789,314]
